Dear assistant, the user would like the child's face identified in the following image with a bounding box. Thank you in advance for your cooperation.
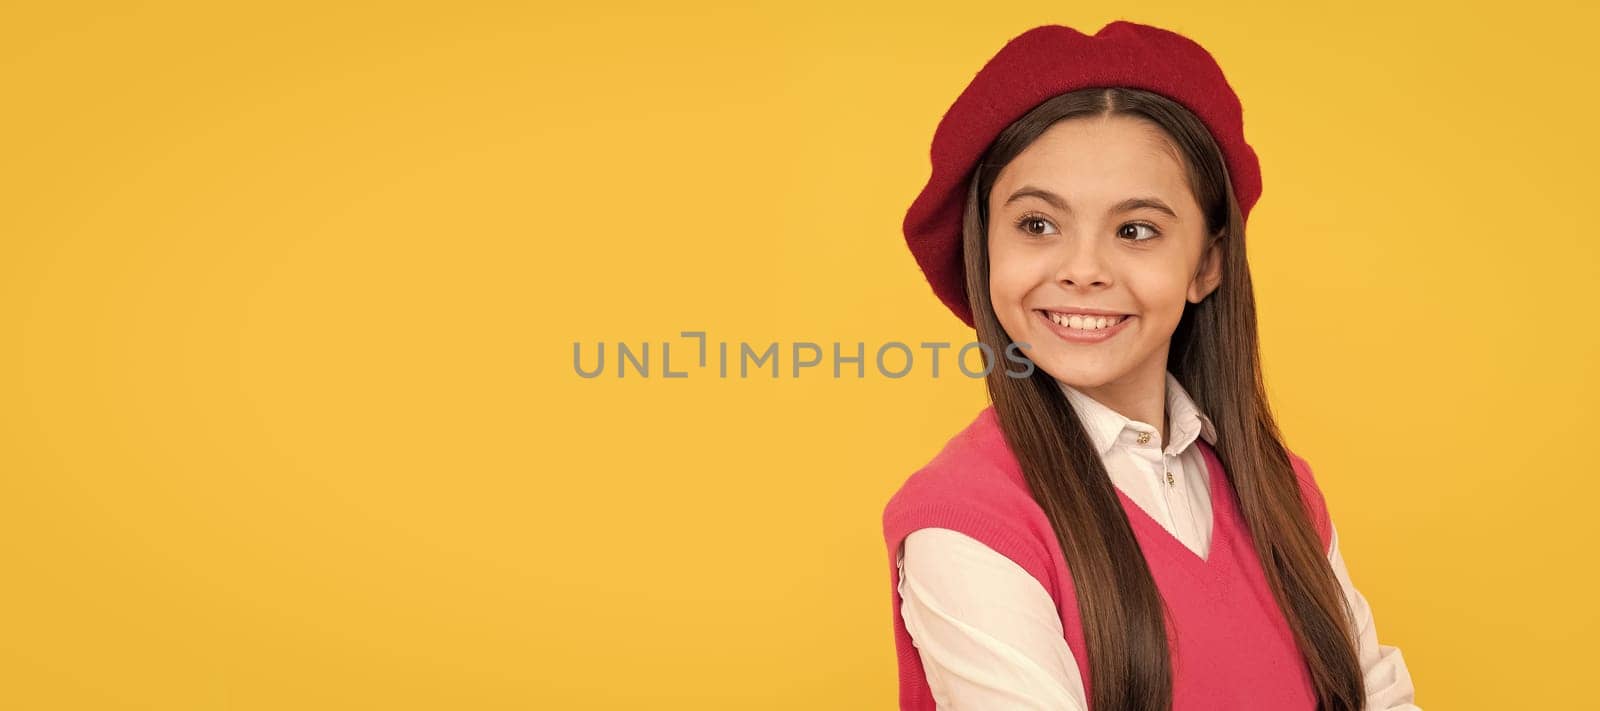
[986,114,1221,394]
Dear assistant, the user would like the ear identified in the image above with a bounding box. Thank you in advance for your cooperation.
[1187,236,1223,304]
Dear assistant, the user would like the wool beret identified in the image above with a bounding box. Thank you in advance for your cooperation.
[902,20,1262,327]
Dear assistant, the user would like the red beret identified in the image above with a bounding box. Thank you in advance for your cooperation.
[902,21,1262,328]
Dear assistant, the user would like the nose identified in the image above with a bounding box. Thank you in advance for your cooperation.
[1054,234,1113,289]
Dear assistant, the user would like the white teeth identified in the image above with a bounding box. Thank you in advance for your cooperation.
[1047,312,1125,331]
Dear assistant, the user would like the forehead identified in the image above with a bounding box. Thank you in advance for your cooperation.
[993,115,1191,205]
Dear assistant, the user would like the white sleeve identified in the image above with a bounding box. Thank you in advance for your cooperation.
[1329,523,1422,710]
[897,527,1087,711]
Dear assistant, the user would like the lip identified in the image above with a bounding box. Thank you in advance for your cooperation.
[1034,309,1134,344]
[1037,306,1130,317]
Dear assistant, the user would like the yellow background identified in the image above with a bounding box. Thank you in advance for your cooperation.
[3,1,1595,708]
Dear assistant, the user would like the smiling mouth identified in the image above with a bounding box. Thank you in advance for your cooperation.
[1035,309,1130,332]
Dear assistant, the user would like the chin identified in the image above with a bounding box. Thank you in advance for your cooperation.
[1032,357,1122,389]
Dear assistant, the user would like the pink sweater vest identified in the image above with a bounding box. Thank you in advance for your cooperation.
[882,405,1334,710]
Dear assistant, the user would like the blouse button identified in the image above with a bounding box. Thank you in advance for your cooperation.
[1136,431,1151,445]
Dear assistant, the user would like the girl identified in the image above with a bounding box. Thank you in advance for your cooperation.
[881,21,1418,711]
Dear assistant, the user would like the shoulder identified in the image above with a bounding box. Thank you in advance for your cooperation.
[1284,448,1333,554]
[882,405,1059,590]
[882,406,1034,529]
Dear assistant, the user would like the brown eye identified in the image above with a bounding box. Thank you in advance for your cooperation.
[1013,213,1058,237]
[1117,223,1160,241]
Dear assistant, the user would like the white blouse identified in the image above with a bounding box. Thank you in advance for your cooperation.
[896,371,1419,709]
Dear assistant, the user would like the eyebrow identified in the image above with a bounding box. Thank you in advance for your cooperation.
[1003,186,1178,219]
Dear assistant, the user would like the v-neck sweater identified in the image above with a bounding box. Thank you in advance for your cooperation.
[881,404,1333,710]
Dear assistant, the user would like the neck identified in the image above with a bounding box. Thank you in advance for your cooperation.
[1071,358,1171,444]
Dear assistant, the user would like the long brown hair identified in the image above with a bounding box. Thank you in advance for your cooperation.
[962,87,1363,710]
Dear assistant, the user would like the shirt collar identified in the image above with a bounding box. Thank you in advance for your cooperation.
[1056,371,1219,457]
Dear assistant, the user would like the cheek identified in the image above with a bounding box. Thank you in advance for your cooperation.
[985,242,1037,308]
[1127,267,1192,323]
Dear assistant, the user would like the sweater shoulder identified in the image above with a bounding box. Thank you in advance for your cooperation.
[882,405,1034,523]
[881,405,1055,583]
